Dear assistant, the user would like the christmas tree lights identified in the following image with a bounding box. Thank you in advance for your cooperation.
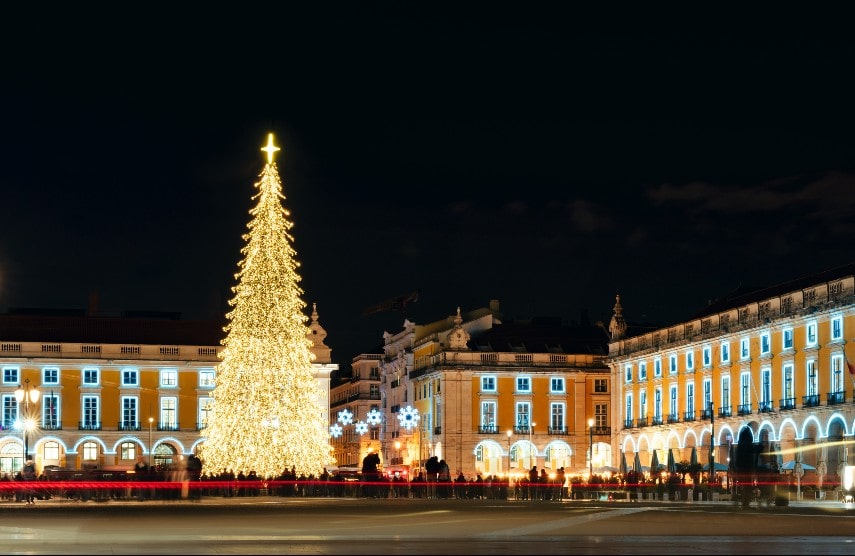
[200,133,334,479]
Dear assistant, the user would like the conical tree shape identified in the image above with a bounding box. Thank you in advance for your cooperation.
[200,133,333,479]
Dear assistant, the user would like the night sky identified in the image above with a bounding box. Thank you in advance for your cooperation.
[2,9,855,367]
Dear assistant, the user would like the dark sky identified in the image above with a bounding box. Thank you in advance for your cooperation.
[2,8,855,367]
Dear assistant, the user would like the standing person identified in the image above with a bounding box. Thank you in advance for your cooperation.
[22,460,36,505]
[133,456,149,500]
[424,456,440,499]
[437,459,451,499]
[361,452,381,498]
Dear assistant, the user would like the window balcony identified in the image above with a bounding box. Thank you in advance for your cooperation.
[78,421,102,431]
[592,426,611,436]
[737,403,752,416]
[42,421,62,431]
[196,422,208,431]
[651,416,663,426]
[548,426,568,435]
[118,422,141,431]
[514,426,533,435]
[718,406,732,418]
[667,414,679,424]
[700,408,713,420]
[433,426,441,435]
[779,398,796,411]
[802,394,820,408]
[683,411,696,422]
[635,418,648,428]
[624,418,634,429]
[827,391,845,405]
[158,422,180,432]
[758,401,774,413]
[479,425,498,434]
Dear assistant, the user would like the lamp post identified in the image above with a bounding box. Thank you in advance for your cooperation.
[709,401,715,502]
[588,418,595,478]
[148,417,154,468]
[15,378,40,462]
[506,430,512,472]
[529,421,536,468]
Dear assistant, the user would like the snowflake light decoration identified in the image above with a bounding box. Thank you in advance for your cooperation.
[329,423,343,438]
[337,409,354,426]
[366,408,383,426]
[397,406,420,430]
[354,421,369,435]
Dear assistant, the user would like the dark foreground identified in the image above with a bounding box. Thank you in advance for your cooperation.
[1,496,853,555]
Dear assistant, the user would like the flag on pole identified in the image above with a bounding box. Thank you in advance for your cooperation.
[846,351,855,376]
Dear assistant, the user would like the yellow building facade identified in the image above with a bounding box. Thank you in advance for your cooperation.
[608,264,855,493]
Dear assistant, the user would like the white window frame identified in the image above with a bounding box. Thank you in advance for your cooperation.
[654,357,662,377]
[685,351,694,371]
[720,342,730,363]
[806,321,818,347]
[702,345,712,367]
[82,368,99,386]
[481,401,497,430]
[782,328,794,350]
[639,362,647,381]
[669,354,678,375]
[740,337,750,360]
[760,332,771,355]
[550,377,565,393]
[42,367,60,385]
[160,369,178,388]
[831,315,843,341]
[481,376,497,392]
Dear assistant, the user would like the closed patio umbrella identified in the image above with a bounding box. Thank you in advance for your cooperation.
[633,451,643,474]
[651,450,660,473]
[690,446,698,467]
[667,448,677,474]
[620,452,629,476]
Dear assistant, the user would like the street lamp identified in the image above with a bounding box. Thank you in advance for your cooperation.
[709,401,715,501]
[529,421,536,468]
[15,378,40,462]
[148,417,154,468]
[588,418,595,478]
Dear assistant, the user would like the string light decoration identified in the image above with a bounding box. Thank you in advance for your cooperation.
[199,133,334,479]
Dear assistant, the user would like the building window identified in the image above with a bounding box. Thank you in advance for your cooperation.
[82,441,98,460]
[121,397,138,429]
[550,377,565,393]
[686,382,695,415]
[703,379,712,410]
[685,352,694,371]
[83,368,99,386]
[481,401,496,431]
[832,355,844,392]
[43,394,59,429]
[594,403,607,428]
[594,379,608,393]
[654,357,662,377]
[740,372,751,407]
[43,367,59,385]
[807,359,818,396]
[3,367,19,384]
[806,321,818,347]
[550,403,565,430]
[2,395,16,429]
[720,342,730,363]
[43,440,59,461]
[120,441,136,461]
[516,377,531,393]
[740,338,750,360]
[761,368,771,406]
[640,391,647,419]
[702,345,712,367]
[760,333,771,355]
[199,370,215,388]
[160,370,178,387]
[624,364,633,383]
[161,397,177,428]
[782,328,794,350]
[721,376,731,410]
[669,385,678,417]
[82,396,99,428]
[199,397,213,428]
[783,364,794,400]
[639,362,647,381]
[625,395,632,422]
[831,316,843,341]
[654,388,662,420]
[515,402,532,428]
[669,354,678,375]
[122,369,139,387]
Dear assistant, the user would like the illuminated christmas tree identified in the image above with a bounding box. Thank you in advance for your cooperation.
[200,133,334,479]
